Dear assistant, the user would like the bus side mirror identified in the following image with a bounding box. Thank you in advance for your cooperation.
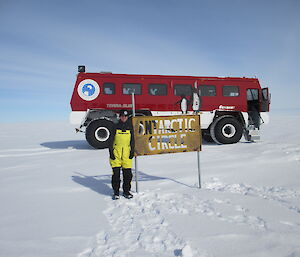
[78,65,85,73]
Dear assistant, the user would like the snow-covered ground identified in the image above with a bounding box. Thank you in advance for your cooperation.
[0,113,299,257]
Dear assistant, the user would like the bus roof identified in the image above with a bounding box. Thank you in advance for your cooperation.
[78,72,259,82]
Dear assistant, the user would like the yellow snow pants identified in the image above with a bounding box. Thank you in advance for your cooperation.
[110,129,133,169]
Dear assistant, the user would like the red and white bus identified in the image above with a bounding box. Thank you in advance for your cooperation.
[70,66,270,148]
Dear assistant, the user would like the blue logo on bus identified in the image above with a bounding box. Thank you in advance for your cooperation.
[82,83,95,96]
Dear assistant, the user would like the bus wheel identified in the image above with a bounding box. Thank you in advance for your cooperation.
[210,117,243,144]
[85,119,113,149]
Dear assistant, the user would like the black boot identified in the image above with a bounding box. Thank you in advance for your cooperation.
[113,193,120,200]
[123,192,133,199]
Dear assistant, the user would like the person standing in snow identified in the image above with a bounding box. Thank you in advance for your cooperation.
[108,110,135,199]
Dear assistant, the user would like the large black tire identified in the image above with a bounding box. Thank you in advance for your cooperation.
[85,119,114,149]
[210,117,243,144]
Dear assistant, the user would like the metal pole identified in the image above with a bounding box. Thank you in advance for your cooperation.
[135,157,138,193]
[132,92,136,117]
[132,93,139,193]
[197,150,201,188]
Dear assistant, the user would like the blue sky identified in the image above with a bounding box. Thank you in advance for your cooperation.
[0,0,300,122]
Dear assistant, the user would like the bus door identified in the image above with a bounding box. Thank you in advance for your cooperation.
[247,89,260,128]
[260,87,270,112]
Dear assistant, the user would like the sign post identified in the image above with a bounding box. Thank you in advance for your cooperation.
[197,150,201,188]
[131,93,139,193]
[132,115,202,190]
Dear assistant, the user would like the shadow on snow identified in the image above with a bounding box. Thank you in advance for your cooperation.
[72,170,197,196]
[41,140,93,150]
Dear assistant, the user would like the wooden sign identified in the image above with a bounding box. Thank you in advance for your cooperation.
[132,115,202,156]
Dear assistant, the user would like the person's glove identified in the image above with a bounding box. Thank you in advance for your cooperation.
[110,152,115,160]
[129,152,134,159]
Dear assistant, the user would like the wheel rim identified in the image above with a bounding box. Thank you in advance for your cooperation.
[221,124,236,138]
[95,127,110,142]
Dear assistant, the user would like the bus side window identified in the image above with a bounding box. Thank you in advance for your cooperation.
[122,83,142,95]
[223,85,239,97]
[174,84,192,96]
[199,85,216,96]
[103,83,115,95]
[148,84,167,95]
